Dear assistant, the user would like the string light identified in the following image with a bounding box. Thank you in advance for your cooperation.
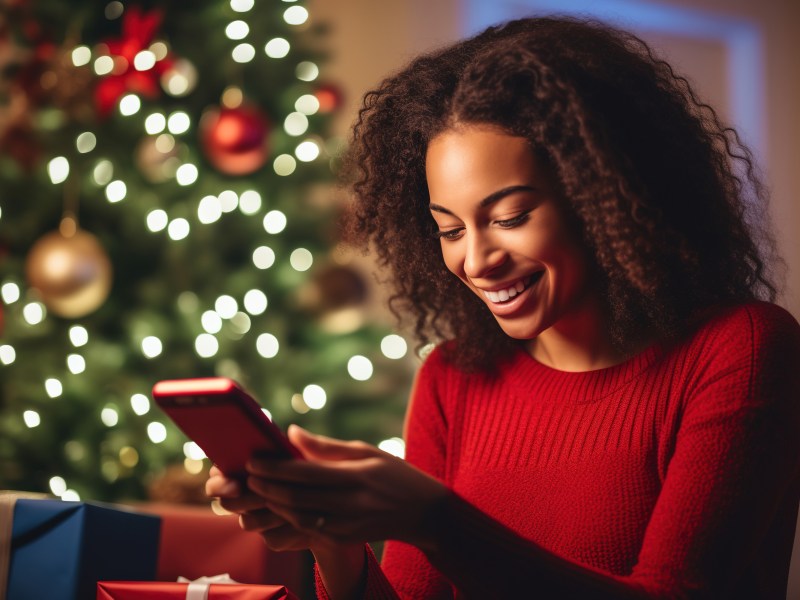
[273,154,296,176]
[265,38,290,59]
[239,190,262,214]
[141,336,163,358]
[149,42,169,61]
[230,312,251,335]
[176,163,198,185]
[167,111,191,134]
[45,378,63,398]
[232,43,255,63]
[0,345,16,365]
[195,333,219,358]
[230,0,255,11]
[295,94,320,115]
[215,295,238,319]
[62,489,80,501]
[131,393,150,415]
[302,384,326,409]
[295,140,320,162]
[145,113,166,134]
[120,446,139,467]
[101,406,119,427]
[283,6,309,25]
[105,180,127,203]
[284,112,309,136]
[184,441,206,460]
[381,334,408,359]
[295,61,319,82]
[133,50,157,71]
[23,302,45,325]
[218,190,239,212]
[49,476,67,496]
[155,133,175,153]
[201,311,223,334]
[291,393,310,414]
[48,156,70,184]
[256,333,279,358]
[168,218,190,240]
[1,282,20,303]
[67,354,86,374]
[226,20,249,40]
[119,94,141,116]
[243,289,267,315]
[146,209,169,232]
[72,46,91,67]
[263,210,287,234]
[198,195,223,224]
[253,246,276,269]
[347,355,373,381]
[23,410,41,428]
[289,248,313,271]
[378,437,406,458]
[76,132,97,153]
[105,1,123,19]
[93,159,114,185]
[94,56,114,76]
[261,407,272,420]
[147,422,167,443]
[69,326,89,347]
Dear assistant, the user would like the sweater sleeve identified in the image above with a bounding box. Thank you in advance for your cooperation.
[314,347,456,599]
[421,304,800,599]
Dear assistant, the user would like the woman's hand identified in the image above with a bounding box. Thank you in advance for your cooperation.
[244,425,448,551]
[205,465,313,552]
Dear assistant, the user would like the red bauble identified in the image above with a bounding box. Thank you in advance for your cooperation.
[314,83,344,114]
[199,104,270,176]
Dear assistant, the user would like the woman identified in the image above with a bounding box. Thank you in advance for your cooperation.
[207,16,800,599]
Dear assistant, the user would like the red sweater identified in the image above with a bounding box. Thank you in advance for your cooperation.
[317,302,800,599]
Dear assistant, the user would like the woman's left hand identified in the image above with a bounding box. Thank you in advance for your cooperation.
[245,425,447,551]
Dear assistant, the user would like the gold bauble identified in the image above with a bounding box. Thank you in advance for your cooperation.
[25,228,113,318]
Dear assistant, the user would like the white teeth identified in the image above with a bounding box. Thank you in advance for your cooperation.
[482,276,535,304]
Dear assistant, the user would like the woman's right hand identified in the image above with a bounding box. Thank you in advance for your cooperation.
[205,465,314,552]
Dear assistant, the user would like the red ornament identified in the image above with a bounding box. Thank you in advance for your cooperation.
[314,83,344,114]
[199,104,270,176]
[93,6,175,118]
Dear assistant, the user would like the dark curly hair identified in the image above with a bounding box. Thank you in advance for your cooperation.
[341,16,781,371]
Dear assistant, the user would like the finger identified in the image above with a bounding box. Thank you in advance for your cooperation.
[247,476,363,514]
[209,465,222,477]
[239,508,286,533]
[247,453,384,487]
[263,500,325,534]
[219,491,269,513]
[258,523,312,552]
[288,425,381,461]
[206,474,241,498]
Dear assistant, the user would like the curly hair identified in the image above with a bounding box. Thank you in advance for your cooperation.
[341,16,781,371]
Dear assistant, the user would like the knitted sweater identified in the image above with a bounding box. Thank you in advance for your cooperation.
[316,302,800,599]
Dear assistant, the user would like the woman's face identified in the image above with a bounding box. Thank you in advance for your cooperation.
[425,124,600,345]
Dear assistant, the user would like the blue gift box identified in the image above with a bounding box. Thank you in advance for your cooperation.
[4,498,160,600]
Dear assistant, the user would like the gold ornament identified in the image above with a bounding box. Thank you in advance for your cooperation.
[25,219,112,318]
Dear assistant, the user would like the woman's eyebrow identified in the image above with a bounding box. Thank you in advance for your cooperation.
[429,185,538,215]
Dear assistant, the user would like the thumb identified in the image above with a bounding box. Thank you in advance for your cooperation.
[288,424,379,462]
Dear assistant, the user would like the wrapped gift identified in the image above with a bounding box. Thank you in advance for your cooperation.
[97,577,298,599]
[0,494,160,600]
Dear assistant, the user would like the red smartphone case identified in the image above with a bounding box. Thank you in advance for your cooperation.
[152,377,302,479]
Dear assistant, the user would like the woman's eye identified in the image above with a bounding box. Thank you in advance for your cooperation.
[434,228,464,241]
[495,212,530,228]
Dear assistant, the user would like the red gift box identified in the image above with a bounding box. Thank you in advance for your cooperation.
[97,580,298,599]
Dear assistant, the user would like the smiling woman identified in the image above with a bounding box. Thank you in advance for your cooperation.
[207,16,800,600]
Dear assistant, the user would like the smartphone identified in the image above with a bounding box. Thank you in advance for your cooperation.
[152,377,302,479]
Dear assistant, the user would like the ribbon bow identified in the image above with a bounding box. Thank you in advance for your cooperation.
[177,573,239,600]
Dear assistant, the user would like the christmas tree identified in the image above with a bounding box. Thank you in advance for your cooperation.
[0,0,414,502]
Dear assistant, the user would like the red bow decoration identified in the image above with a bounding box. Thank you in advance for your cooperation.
[94,6,174,117]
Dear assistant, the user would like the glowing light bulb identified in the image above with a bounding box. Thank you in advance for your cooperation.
[105,180,127,203]
[231,0,254,11]
[218,190,239,212]
[131,393,150,415]
[265,38,290,59]
[147,422,167,443]
[381,334,408,359]
[284,112,309,136]
[295,61,319,82]
[45,378,63,398]
[141,336,163,358]
[244,289,268,315]
[119,94,141,116]
[184,441,206,460]
[289,248,313,272]
[215,295,238,319]
[284,6,309,25]
[67,354,86,374]
[145,113,166,134]
[93,160,113,185]
[76,132,97,153]
[61,489,80,501]
[69,326,89,347]
[263,210,287,234]
[49,476,67,496]
[1,282,20,303]
[198,196,222,224]
[72,46,91,67]
[146,209,169,232]
[295,140,320,162]
[195,333,219,358]
[232,43,255,63]
[256,333,279,358]
[168,218,190,240]
[167,111,191,135]
[295,94,320,115]
[201,310,223,334]
[226,20,250,40]
[273,154,296,176]
[94,56,114,75]
[176,163,198,185]
[23,410,40,428]
[0,345,16,365]
[101,407,119,426]
[347,355,373,381]
[239,190,261,214]
[134,50,156,71]
[302,384,326,409]
[378,437,406,458]
[23,302,45,325]
[253,246,276,269]
[48,156,70,184]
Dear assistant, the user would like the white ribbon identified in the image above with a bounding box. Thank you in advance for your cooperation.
[177,573,239,600]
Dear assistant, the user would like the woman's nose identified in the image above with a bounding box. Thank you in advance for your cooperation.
[464,232,507,279]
